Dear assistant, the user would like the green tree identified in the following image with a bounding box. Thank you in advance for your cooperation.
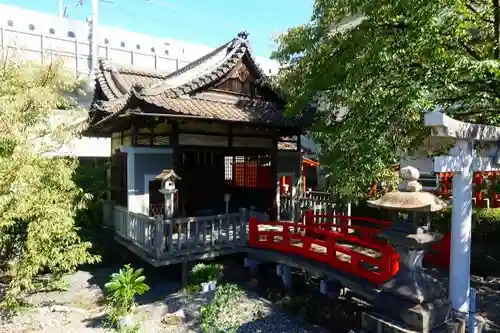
[0,58,100,304]
[272,0,500,199]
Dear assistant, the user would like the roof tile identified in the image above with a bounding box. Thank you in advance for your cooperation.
[89,31,306,128]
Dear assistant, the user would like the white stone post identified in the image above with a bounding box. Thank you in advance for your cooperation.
[425,111,500,316]
[156,169,181,256]
[450,140,473,314]
[163,189,176,218]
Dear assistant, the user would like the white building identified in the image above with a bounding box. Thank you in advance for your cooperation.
[0,4,282,159]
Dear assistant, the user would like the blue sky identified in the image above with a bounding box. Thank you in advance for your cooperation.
[1,0,313,57]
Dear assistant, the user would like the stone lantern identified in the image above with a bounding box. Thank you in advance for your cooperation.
[155,169,181,219]
[365,166,451,333]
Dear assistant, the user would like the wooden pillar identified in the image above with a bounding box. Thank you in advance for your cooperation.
[170,121,182,216]
[270,135,278,220]
[297,134,305,195]
[131,122,137,146]
[181,260,188,288]
[228,123,233,149]
[170,121,180,171]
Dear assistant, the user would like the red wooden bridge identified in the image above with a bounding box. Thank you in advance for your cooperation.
[248,211,451,285]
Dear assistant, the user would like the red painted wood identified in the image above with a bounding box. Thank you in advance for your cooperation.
[423,232,451,269]
[438,171,500,207]
[248,217,400,285]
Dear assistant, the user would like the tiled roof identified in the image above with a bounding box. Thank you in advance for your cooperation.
[89,31,307,127]
[95,60,169,100]
[138,96,292,124]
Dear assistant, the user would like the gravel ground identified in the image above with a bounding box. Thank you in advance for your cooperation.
[1,263,499,333]
[0,269,324,333]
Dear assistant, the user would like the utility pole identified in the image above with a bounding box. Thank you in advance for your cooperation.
[90,0,99,78]
[58,0,64,17]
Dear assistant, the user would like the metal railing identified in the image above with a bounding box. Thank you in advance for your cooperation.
[1,25,190,75]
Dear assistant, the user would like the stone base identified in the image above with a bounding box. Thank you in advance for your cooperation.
[373,292,451,332]
[361,312,461,333]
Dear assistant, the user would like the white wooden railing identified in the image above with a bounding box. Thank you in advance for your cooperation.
[279,193,346,223]
[113,205,157,254]
[110,205,251,260]
[161,210,247,257]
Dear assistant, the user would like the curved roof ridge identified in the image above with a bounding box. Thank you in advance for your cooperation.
[135,40,241,97]
[99,58,171,79]
[96,58,171,101]
[96,59,123,99]
[134,32,257,98]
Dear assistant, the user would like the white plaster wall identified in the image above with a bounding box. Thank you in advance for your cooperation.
[400,157,434,174]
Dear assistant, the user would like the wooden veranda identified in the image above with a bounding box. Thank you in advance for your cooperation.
[86,31,321,266]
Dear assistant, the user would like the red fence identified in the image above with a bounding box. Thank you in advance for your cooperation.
[248,217,399,285]
[437,172,500,208]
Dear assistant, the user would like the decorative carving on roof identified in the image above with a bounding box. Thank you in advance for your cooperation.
[236,66,251,82]
[87,31,314,131]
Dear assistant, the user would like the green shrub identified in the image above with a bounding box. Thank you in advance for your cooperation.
[200,283,243,333]
[105,264,150,325]
[184,263,224,293]
[0,59,100,308]
[431,208,500,241]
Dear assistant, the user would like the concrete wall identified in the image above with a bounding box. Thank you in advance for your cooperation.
[0,4,280,76]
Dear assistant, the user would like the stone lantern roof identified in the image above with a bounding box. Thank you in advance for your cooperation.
[367,166,448,212]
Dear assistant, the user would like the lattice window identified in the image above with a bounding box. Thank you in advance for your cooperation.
[224,156,233,181]
[136,134,151,145]
[226,155,272,188]
[152,135,170,146]
[234,156,245,186]
[135,132,170,146]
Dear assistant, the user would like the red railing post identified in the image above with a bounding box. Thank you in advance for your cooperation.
[326,235,336,260]
[304,209,314,237]
[340,215,349,235]
[282,224,290,249]
[304,209,314,226]
[248,217,258,246]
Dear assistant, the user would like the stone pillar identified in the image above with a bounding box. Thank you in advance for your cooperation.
[450,140,473,315]
[276,264,292,292]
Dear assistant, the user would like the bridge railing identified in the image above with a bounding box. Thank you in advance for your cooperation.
[303,210,392,238]
[248,217,399,285]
